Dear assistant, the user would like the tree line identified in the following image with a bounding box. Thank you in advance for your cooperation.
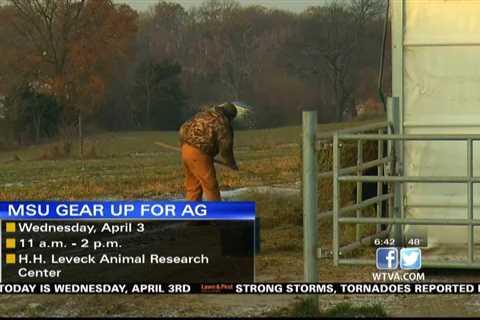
[0,0,389,152]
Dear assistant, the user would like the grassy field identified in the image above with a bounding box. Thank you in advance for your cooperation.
[0,117,405,317]
[4,118,480,317]
[0,118,383,201]
[0,126,303,201]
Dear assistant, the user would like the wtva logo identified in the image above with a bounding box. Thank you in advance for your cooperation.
[376,247,422,270]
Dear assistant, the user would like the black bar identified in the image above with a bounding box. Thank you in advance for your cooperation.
[0,283,479,294]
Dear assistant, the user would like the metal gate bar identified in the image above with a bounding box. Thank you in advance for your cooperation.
[333,132,478,268]
[302,110,480,287]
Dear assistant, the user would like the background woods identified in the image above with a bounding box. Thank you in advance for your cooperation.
[0,0,389,152]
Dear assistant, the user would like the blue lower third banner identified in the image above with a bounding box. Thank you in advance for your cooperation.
[0,201,255,220]
[0,201,256,283]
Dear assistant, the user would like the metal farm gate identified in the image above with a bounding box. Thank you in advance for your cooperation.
[302,0,480,292]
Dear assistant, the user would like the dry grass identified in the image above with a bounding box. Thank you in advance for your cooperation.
[0,126,307,201]
[0,119,390,317]
[265,299,387,318]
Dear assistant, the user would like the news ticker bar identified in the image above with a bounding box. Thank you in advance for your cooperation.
[0,201,256,220]
[0,283,479,294]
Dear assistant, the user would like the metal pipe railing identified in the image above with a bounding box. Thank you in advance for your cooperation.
[467,139,474,262]
[302,111,318,309]
[332,130,480,268]
[304,111,480,273]
[338,259,480,269]
[318,157,390,178]
[406,203,480,208]
[316,121,388,140]
[339,229,390,256]
[340,194,393,214]
[339,217,480,226]
[356,139,363,241]
[377,128,384,233]
[332,132,340,266]
[339,133,480,141]
[339,176,480,183]
[317,193,392,220]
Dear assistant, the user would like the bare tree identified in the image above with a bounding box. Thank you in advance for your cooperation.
[294,0,384,121]
[187,0,292,101]
[134,1,189,128]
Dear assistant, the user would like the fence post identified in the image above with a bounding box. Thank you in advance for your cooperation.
[333,132,339,266]
[467,139,474,263]
[377,128,384,233]
[303,110,318,309]
[356,140,363,241]
[392,97,403,245]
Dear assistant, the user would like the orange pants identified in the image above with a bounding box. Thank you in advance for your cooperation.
[181,144,221,201]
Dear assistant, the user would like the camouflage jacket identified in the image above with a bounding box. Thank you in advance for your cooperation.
[179,106,237,167]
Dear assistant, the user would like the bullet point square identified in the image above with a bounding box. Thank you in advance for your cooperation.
[6,223,16,233]
[5,238,15,249]
[6,254,16,264]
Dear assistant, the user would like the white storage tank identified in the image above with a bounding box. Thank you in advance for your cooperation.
[393,0,480,257]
